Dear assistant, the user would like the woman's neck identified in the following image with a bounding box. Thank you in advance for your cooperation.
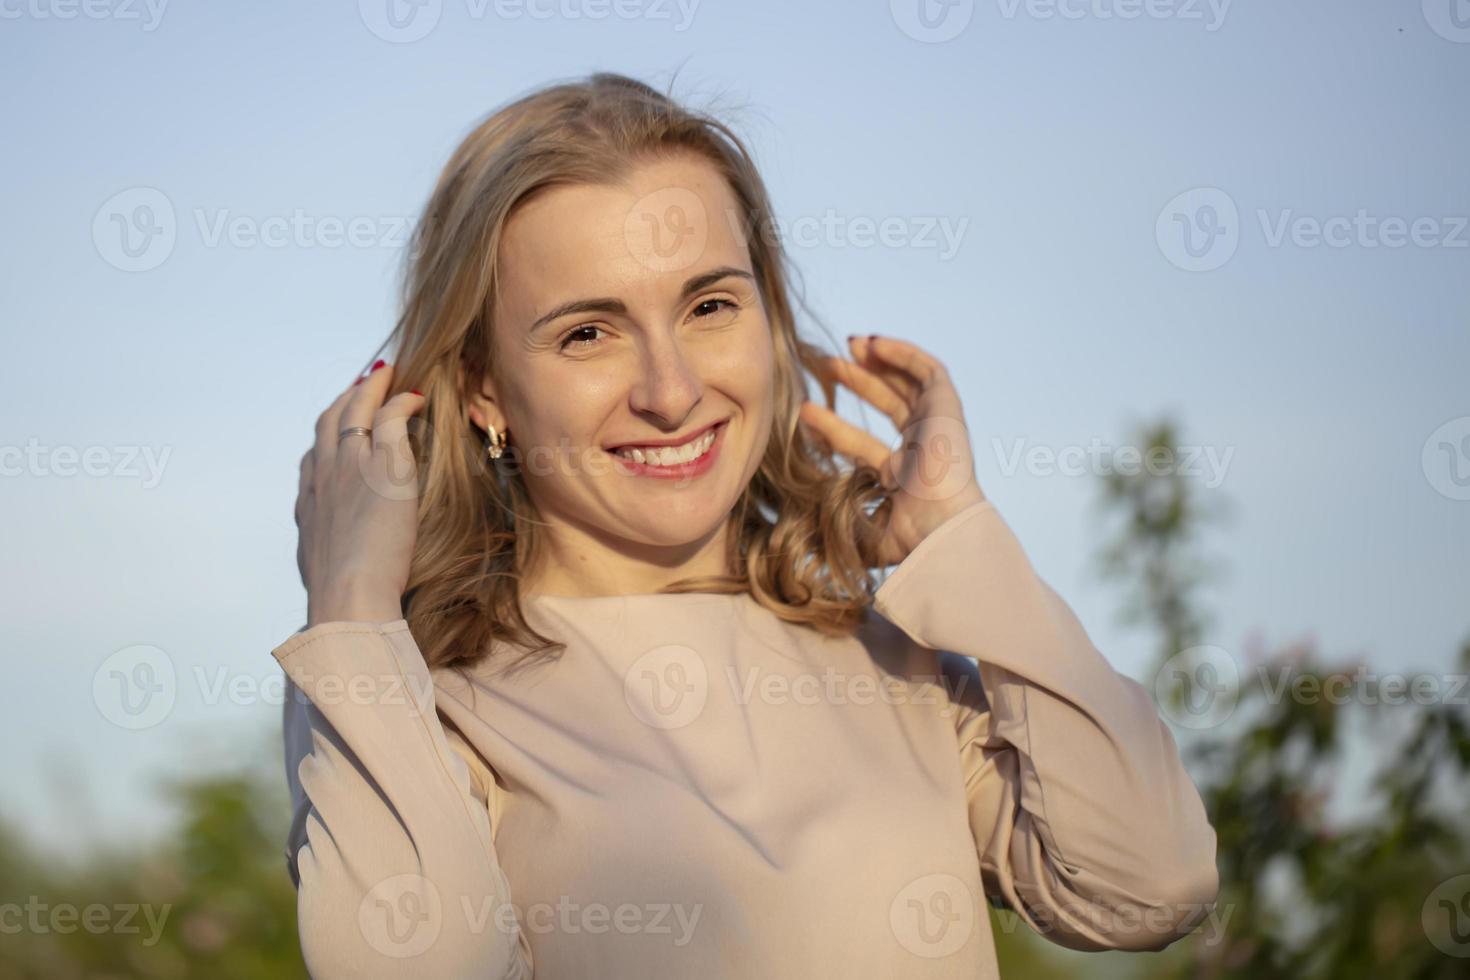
[520,510,734,598]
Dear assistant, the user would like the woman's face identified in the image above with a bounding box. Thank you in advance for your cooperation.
[468,153,777,560]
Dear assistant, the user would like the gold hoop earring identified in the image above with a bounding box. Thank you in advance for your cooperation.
[486,424,508,460]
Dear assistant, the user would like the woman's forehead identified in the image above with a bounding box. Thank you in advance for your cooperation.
[496,162,752,316]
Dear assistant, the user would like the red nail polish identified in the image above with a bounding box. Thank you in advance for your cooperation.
[370,359,387,372]
[353,376,364,386]
[410,389,423,396]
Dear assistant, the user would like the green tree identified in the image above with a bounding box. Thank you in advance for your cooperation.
[1096,418,1470,979]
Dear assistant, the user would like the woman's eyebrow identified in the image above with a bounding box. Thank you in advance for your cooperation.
[528,266,755,333]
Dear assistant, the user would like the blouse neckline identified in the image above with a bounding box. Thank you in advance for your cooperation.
[522,590,748,603]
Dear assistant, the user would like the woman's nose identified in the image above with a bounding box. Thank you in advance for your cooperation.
[628,337,704,426]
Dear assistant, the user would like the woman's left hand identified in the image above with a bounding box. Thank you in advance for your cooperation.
[798,334,987,569]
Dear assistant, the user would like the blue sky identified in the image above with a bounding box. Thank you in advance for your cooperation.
[2,0,1466,853]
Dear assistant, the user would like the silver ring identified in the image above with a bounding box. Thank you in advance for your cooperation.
[338,426,372,443]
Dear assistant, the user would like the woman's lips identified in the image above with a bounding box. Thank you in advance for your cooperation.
[610,419,726,481]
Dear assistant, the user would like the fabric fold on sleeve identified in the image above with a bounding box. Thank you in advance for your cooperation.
[274,619,534,978]
[872,499,1220,953]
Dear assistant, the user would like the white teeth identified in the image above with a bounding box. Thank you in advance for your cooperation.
[615,426,717,467]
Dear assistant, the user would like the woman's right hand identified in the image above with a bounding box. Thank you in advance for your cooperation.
[295,360,428,627]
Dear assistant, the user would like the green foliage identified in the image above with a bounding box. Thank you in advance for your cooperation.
[1096,419,1470,980]
[0,766,306,980]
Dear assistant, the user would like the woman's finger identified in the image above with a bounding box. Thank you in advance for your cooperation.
[799,401,891,472]
[296,449,314,528]
[846,336,921,403]
[820,355,914,428]
[342,361,394,434]
[372,390,428,469]
[854,334,944,394]
[334,361,394,471]
[312,380,362,479]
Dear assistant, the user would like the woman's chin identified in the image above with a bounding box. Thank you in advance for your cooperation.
[613,495,733,548]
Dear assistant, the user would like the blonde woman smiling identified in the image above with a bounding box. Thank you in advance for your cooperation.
[276,72,1218,978]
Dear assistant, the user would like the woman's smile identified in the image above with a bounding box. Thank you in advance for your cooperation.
[609,417,728,480]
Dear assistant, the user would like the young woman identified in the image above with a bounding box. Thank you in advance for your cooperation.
[276,72,1218,978]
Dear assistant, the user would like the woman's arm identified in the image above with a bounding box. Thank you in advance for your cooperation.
[275,618,534,978]
[872,498,1220,953]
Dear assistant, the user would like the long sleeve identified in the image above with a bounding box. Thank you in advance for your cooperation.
[273,619,534,978]
[871,499,1220,953]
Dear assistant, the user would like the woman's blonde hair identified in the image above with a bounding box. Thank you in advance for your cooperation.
[364,71,890,672]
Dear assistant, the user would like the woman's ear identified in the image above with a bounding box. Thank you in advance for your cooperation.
[462,366,505,435]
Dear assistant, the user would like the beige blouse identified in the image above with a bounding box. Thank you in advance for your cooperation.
[273,498,1219,978]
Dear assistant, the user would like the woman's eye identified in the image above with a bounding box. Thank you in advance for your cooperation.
[560,301,737,349]
[692,298,739,321]
[559,325,603,350]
